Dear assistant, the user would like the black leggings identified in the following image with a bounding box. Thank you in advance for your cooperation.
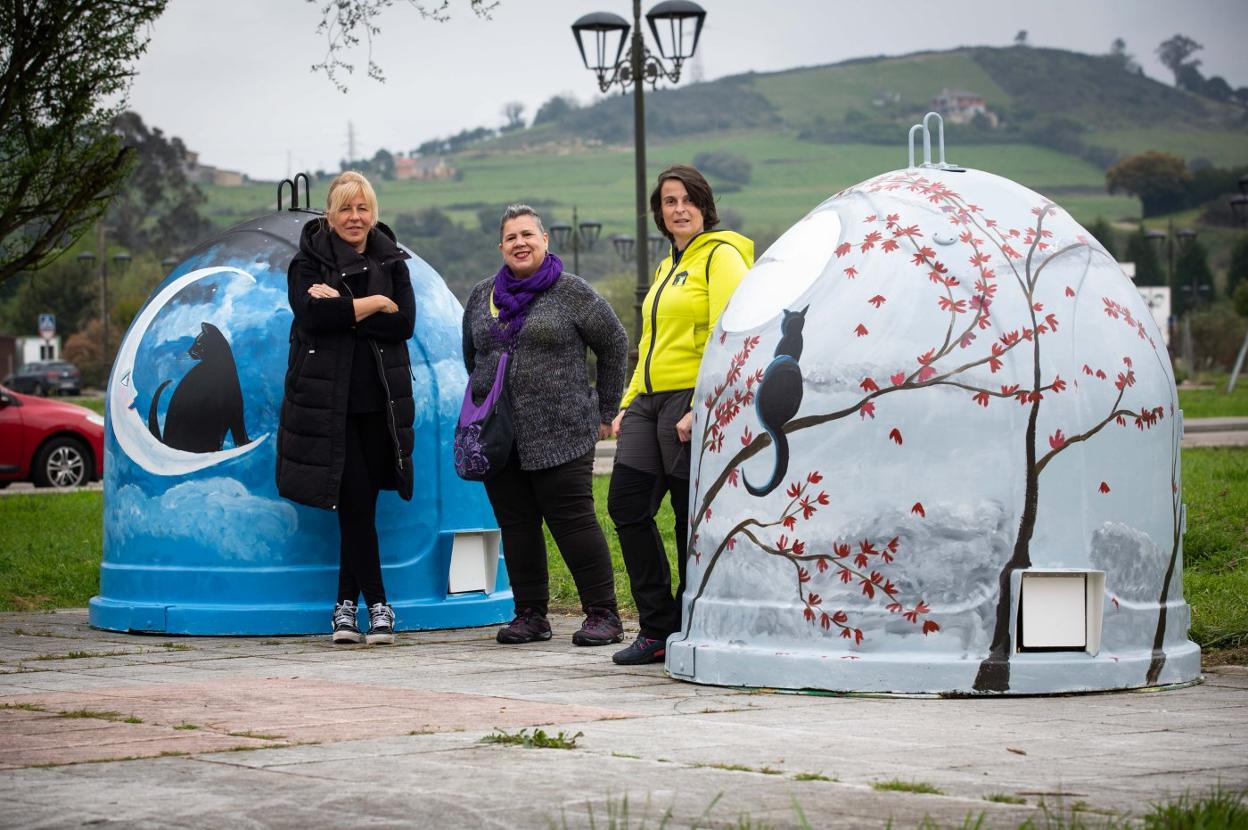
[336,412,390,608]
[608,390,692,640]
[484,449,617,616]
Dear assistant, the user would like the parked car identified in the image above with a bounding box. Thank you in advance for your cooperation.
[2,361,83,396]
[0,385,104,488]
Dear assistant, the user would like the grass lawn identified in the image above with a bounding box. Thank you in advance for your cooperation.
[1178,382,1248,419]
[3,450,1244,656]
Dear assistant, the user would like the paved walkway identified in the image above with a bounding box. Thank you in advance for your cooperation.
[1,610,1244,828]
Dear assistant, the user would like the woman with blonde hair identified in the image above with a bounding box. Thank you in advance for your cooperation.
[277,171,416,645]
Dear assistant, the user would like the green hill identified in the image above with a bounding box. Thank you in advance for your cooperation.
[201,46,1248,298]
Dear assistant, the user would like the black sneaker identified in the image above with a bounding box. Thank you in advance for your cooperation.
[612,634,666,665]
[331,600,363,644]
[366,603,396,645]
[572,607,624,647]
[496,608,552,644]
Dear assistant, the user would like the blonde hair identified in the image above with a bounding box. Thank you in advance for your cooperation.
[325,171,379,227]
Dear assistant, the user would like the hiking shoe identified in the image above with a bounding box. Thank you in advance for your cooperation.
[365,603,396,645]
[496,608,552,644]
[572,607,624,647]
[331,600,363,644]
[612,634,666,665]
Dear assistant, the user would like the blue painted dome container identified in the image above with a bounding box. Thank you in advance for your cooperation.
[90,199,512,635]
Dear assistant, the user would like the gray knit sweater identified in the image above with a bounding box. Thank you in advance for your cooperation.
[462,272,628,471]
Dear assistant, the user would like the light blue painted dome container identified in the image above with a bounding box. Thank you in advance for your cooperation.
[91,185,511,635]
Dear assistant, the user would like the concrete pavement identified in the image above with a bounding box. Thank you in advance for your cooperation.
[1,610,1244,828]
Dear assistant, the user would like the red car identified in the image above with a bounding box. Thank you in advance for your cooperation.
[0,385,105,488]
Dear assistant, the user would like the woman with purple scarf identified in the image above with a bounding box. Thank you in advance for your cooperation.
[462,204,629,646]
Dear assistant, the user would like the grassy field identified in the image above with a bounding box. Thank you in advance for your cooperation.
[1179,382,1248,419]
[2,450,1243,655]
[203,134,1139,244]
[749,52,1012,129]
[1088,128,1248,169]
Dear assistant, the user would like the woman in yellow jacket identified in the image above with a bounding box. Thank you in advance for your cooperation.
[609,164,753,665]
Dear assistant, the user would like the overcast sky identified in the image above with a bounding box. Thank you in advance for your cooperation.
[126,0,1248,179]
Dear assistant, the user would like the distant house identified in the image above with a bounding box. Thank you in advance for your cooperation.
[930,88,997,126]
[872,89,901,107]
[181,151,247,187]
[394,154,457,181]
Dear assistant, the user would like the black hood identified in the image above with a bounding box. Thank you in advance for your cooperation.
[297,218,409,274]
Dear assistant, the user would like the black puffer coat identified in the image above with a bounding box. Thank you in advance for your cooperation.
[276,219,416,509]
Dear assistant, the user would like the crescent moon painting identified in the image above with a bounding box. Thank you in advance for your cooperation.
[110,266,270,476]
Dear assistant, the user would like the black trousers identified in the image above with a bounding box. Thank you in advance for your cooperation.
[608,390,692,640]
[484,449,617,616]
[336,412,390,608]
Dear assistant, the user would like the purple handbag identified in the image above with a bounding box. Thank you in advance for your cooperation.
[453,352,514,481]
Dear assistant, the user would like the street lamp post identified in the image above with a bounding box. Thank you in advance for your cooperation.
[1147,221,1201,372]
[1146,221,1204,313]
[1228,176,1248,393]
[571,0,706,357]
[548,206,603,276]
[76,240,130,371]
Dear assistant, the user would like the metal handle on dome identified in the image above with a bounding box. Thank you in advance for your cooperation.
[923,112,947,167]
[293,173,312,209]
[276,178,295,212]
[907,113,953,169]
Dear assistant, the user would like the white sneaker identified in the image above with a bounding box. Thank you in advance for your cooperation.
[366,603,396,645]
[331,600,363,644]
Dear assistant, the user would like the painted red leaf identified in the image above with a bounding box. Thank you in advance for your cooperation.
[833,610,848,624]
[911,502,926,517]
[854,628,864,645]
[860,580,875,599]
[890,371,907,386]
[740,426,753,445]
[803,607,815,622]
[840,627,853,639]
[973,390,990,407]
[861,377,879,392]
[798,567,810,583]
[786,482,802,498]
[888,428,903,445]
[1048,429,1066,450]
[922,620,940,635]
[917,366,937,382]
[868,295,887,308]
[807,471,823,484]
[820,612,832,630]
[854,323,869,337]
[1065,286,1076,297]
[807,592,821,606]
[782,515,797,530]
[816,558,829,572]
[835,242,852,257]
[844,266,858,278]
[1099,481,1111,494]
[860,401,876,419]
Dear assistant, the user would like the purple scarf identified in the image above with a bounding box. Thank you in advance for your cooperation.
[490,252,563,345]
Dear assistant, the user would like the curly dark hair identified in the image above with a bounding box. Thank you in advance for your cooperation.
[649,164,719,244]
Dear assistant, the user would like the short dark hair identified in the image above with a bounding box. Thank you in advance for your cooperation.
[498,204,546,241]
[649,164,719,243]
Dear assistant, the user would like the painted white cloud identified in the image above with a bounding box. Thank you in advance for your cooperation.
[110,478,298,560]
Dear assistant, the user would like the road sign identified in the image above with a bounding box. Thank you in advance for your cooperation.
[38,313,55,341]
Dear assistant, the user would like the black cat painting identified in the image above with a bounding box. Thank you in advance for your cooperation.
[744,306,808,497]
[148,321,251,453]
